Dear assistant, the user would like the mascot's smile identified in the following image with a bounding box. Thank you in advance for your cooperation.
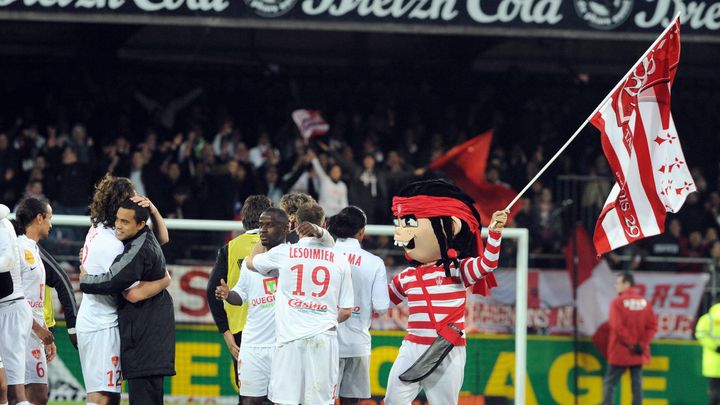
[394,237,415,249]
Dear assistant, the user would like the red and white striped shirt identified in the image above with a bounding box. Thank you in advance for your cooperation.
[388,230,502,346]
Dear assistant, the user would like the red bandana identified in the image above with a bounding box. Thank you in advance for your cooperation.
[392,195,498,295]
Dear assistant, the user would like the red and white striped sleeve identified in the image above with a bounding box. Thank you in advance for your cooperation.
[459,230,502,287]
[388,269,409,305]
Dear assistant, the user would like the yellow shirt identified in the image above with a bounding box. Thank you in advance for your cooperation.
[226,232,261,334]
[695,303,720,378]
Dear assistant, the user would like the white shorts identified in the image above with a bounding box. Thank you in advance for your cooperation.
[78,327,123,394]
[25,334,48,385]
[337,356,371,399]
[238,346,274,397]
[0,299,33,385]
[269,331,339,405]
[384,340,466,405]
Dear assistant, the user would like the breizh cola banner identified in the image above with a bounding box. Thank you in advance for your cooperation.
[2,0,720,37]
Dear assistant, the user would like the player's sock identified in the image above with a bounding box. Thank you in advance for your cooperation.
[16,402,33,405]
[87,402,100,405]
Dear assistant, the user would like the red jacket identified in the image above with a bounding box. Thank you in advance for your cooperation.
[607,287,658,366]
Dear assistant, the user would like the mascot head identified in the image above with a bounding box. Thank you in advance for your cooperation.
[392,179,498,295]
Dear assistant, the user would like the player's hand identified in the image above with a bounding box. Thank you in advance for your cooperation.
[69,330,78,350]
[297,222,323,238]
[489,210,509,232]
[79,265,87,278]
[131,195,158,216]
[223,330,240,360]
[215,279,229,301]
[35,325,54,346]
[45,342,57,362]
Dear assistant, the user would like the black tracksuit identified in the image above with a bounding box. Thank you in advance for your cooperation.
[80,226,175,405]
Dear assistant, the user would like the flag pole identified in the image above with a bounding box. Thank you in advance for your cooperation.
[493,14,681,224]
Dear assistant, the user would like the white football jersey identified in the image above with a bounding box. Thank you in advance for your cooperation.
[0,218,23,302]
[18,235,45,324]
[76,224,125,333]
[254,238,354,344]
[231,260,277,347]
[334,238,390,358]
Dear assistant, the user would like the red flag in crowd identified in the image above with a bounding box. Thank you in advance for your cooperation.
[292,109,329,144]
[591,17,695,255]
[566,225,616,357]
[428,130,519,226]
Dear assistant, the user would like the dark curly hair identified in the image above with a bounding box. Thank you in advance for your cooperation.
[89,174,136,228]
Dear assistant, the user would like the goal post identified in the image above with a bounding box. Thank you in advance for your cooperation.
[46,214,530,403]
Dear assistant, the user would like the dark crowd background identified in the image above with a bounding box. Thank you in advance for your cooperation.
[1,61,719,272]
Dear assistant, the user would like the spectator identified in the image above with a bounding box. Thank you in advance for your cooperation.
[309,150,348,217]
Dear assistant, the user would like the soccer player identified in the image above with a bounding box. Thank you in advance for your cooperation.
[0,203,34,405]
[246,202,353,405]
[80,200,175,405]
[0,203,20,405]
[206,195,273,402]
[77,175,169,405]
[279,192,316,243]
[326,206,390,405]
[11,197,55,405]
[214,207,290,405]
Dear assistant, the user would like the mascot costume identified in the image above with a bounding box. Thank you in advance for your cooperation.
[384,179,508,404]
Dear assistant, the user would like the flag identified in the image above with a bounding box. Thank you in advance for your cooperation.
[591,17,695,255]
[292,109,329,143]
[566,225,616,357]
[428,130,519,226]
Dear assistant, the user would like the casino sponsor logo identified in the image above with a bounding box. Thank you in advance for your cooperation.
[574,0,634,30]
[288,298,328,312]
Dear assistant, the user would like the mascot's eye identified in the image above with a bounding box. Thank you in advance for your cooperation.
[405,218,418,227]
[393,218,400,227]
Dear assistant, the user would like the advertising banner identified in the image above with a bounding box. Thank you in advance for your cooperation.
[3,0,720,39]
[48,326,708,404]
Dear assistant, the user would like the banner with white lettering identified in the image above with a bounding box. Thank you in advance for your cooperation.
[3,0,720,39]
[52,266,708,339]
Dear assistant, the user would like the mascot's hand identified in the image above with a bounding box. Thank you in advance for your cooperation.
[489,210,509,232]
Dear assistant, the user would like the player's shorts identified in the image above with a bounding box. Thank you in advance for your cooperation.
[25,334,48,385]
[78,327,122,393]
[337,356,371,399]
[0,298,33,385]
[238,345,274,397]
[269,330,339,405]
[384,340,466,405]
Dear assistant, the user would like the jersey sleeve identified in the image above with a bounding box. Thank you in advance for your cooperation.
[253,244,288,275]
[318,228,335,247]
[80,235,146,295]
[388,269,408,305]
[458,229,502,288]
[232,263,250,303]
[206,245,230,333]
[0,218,19,274]
[41,245,78,328]
[371,258,390,313]
[337,260,354,309]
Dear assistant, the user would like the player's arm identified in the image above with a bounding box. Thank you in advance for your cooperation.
[296,222,334,247]
[40,245,79,348]
[247,243,286,275]
[215,275,245,306]
[32,318,54,346]
[132,195,170,245]
[337,260,354,323]
[372,260,390,316]
[80,238,145,294]
[123,270,172,303]
[206,245,232,333]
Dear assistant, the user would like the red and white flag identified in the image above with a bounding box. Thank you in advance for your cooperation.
[566,225,616,357]
[591,17,695,255]
[292,109,329,143]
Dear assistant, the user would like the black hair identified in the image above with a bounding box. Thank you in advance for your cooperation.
[396,179,481,275]
[11,197,50,235]
[617,271,635,286]
[241,195,273,230]
[262,207,289,225]
[327,206,367,239]
[119,199,150,224]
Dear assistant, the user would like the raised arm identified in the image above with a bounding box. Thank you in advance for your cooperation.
[132,195,169,245]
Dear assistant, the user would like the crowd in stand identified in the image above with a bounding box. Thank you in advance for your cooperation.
[1,65,719,271]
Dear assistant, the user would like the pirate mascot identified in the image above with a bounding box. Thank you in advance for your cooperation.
[385,179,508,404]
